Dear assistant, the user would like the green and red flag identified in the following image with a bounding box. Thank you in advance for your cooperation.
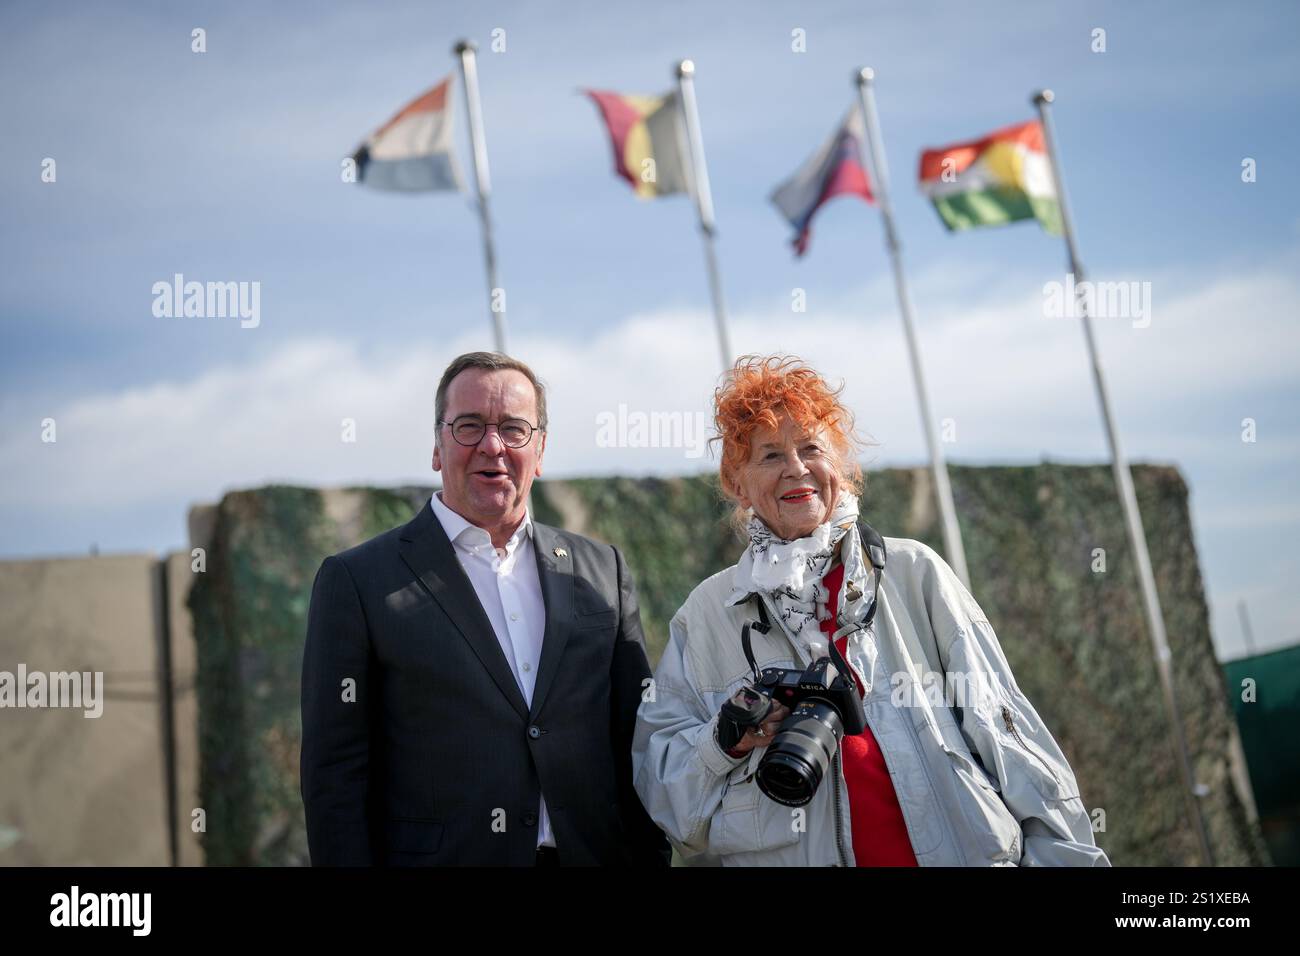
[919,119,1061,234]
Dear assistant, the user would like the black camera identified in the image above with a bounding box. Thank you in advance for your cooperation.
[744,654,868,807]
[726,520,887,808]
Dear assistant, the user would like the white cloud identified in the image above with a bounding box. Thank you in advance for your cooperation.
[3,257,1294,506]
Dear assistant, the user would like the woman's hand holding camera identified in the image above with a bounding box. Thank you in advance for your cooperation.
[729,701,791,756]
[716,686,792,758]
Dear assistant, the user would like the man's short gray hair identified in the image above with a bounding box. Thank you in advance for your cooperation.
[435,352,548,443]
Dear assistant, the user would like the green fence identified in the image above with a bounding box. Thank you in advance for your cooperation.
[1224,645,1300,865]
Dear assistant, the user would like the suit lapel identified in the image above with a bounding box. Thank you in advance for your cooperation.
[529,522,574,721]
[397,500,530,721]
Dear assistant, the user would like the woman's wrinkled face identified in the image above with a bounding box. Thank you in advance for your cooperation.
[731,412,843,541]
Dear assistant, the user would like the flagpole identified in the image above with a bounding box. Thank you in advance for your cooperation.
[674,59,733,372]
[1235,599,1257,658]
[1033,89,1213,866]
[855,67,971,590]
[454,40,507,354]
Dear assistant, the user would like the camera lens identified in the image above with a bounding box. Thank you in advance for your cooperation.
[755,699,844,807]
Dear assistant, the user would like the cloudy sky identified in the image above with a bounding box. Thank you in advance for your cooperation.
[1,0,1296,661]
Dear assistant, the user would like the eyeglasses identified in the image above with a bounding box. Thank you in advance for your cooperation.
[440,416,540,448]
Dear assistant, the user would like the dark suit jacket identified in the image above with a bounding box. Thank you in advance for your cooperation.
[300,498,670,866]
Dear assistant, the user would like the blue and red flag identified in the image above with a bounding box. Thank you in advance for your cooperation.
[769,107,874,256]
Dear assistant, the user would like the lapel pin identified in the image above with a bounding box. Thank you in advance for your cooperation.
[553,547,568,559]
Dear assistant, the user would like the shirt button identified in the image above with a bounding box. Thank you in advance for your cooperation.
[510,613,519,621]
[522,662,531,673]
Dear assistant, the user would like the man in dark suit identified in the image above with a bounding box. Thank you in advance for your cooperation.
[300,351,669,866]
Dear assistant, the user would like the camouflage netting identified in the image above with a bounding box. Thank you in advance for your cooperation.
[188,465,1269,866]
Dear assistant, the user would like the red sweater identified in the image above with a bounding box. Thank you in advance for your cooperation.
[821,561,919,866]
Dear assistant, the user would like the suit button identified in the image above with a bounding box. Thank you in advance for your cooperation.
[528,725,542,739]
[523,811,538,827]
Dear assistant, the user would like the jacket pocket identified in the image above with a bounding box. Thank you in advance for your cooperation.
[940,743,1022,865]
[994,703,1081,803]
[711,775,802,858]
[943,741,1000,793]
[387,818,444,856]
[573,608,618,631]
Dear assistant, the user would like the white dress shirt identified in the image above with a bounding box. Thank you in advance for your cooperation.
[428,492,554,849]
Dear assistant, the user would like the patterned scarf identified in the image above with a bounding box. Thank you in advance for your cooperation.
[736,491,860,658]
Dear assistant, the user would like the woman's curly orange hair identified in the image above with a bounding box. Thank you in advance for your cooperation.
[710,355,870,526]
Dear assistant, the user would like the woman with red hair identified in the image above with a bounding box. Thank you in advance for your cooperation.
[631,355,1108,867]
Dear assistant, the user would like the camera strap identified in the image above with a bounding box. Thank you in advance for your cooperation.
[858,518,887,629]
[743,519,887,685]
[741,613,768,684]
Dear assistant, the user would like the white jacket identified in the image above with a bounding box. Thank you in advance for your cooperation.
[631,525,1111,867]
